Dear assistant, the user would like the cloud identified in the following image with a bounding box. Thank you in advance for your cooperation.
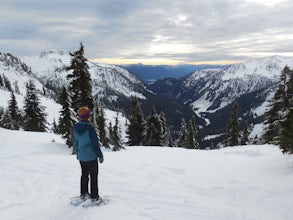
[1,0,293,64]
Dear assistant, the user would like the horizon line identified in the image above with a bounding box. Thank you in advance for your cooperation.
[90,58,239,66]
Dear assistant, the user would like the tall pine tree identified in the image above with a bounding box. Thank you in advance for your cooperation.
[58,86,75,147]
[178,118,187,148]
[263,66,290,144]
[240,120,249,145]
[66,43,94,111]
[23,81,47,132]
[279,67,293,153]
[0,74,4,87]
[8,91,21,130]
[159,112,169,146]
[279,110,293,153]
[145,107,163,146]
[225,102,239,146]
[184,116,199,149]
[112,113,124,151]
[127,97,145,146]
[96,105,110,148]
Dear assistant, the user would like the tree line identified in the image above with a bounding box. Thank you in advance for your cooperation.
[126,97,199,148]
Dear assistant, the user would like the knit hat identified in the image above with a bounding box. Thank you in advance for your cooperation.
[77,106,92,120]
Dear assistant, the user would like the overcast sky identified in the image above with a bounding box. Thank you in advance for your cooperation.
[1,0,293,65]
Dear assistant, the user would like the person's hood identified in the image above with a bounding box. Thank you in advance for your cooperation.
[74,121,90,135]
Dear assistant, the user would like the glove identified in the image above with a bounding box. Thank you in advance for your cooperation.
[99,157,104,163]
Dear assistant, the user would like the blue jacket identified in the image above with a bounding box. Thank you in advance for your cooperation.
[73,121,103,162]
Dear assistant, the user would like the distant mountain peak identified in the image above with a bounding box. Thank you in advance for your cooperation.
[220,55,293,81]
[39,49,67,58]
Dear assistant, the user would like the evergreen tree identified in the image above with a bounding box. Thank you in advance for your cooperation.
[8,91,21,130]
[96,105,110,148]
[240,121,249,145]
[0,107,4,128]
[58,87,75,147]
[159,112,169,146]
[145,107,163,146]
[263,66,289,144]
[127,97,145,146]
[0,109,13,129]
[0,107,4,121]
[66,43,94,111]
[279,68,293,153]
[0,74,4,87]
[209,142,216,150]
[184,116,199,149]
[279,109,293,153]
[52,118,58,134]
[166,128,174,147]
[112,113,124,151]
[3,75,12,91]
[23,81,47,132]
[178,118,187,148]
[225,102,239,146]
[108,121,114,146]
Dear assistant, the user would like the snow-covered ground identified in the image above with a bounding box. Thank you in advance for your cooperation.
[1,128,293,220]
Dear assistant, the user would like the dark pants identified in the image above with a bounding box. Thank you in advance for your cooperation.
[79,159,99,199]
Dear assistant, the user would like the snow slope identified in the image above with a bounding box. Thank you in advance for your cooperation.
[1,128,293,220]
[0,52,44,95]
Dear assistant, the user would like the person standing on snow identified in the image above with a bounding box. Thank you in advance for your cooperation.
[73,106,104,202]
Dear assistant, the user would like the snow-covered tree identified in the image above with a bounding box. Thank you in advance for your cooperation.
[23,81,47,132]
[66,42,94,112]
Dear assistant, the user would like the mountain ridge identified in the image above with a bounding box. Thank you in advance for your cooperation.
[1,50,292,147]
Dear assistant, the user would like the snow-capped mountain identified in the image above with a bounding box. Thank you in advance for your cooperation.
[0,50,148,103]
[151,56,293,114]
[148,56,293,145]
[184,56,293,114]
[22,50,148,103]
[0,52,45,95]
